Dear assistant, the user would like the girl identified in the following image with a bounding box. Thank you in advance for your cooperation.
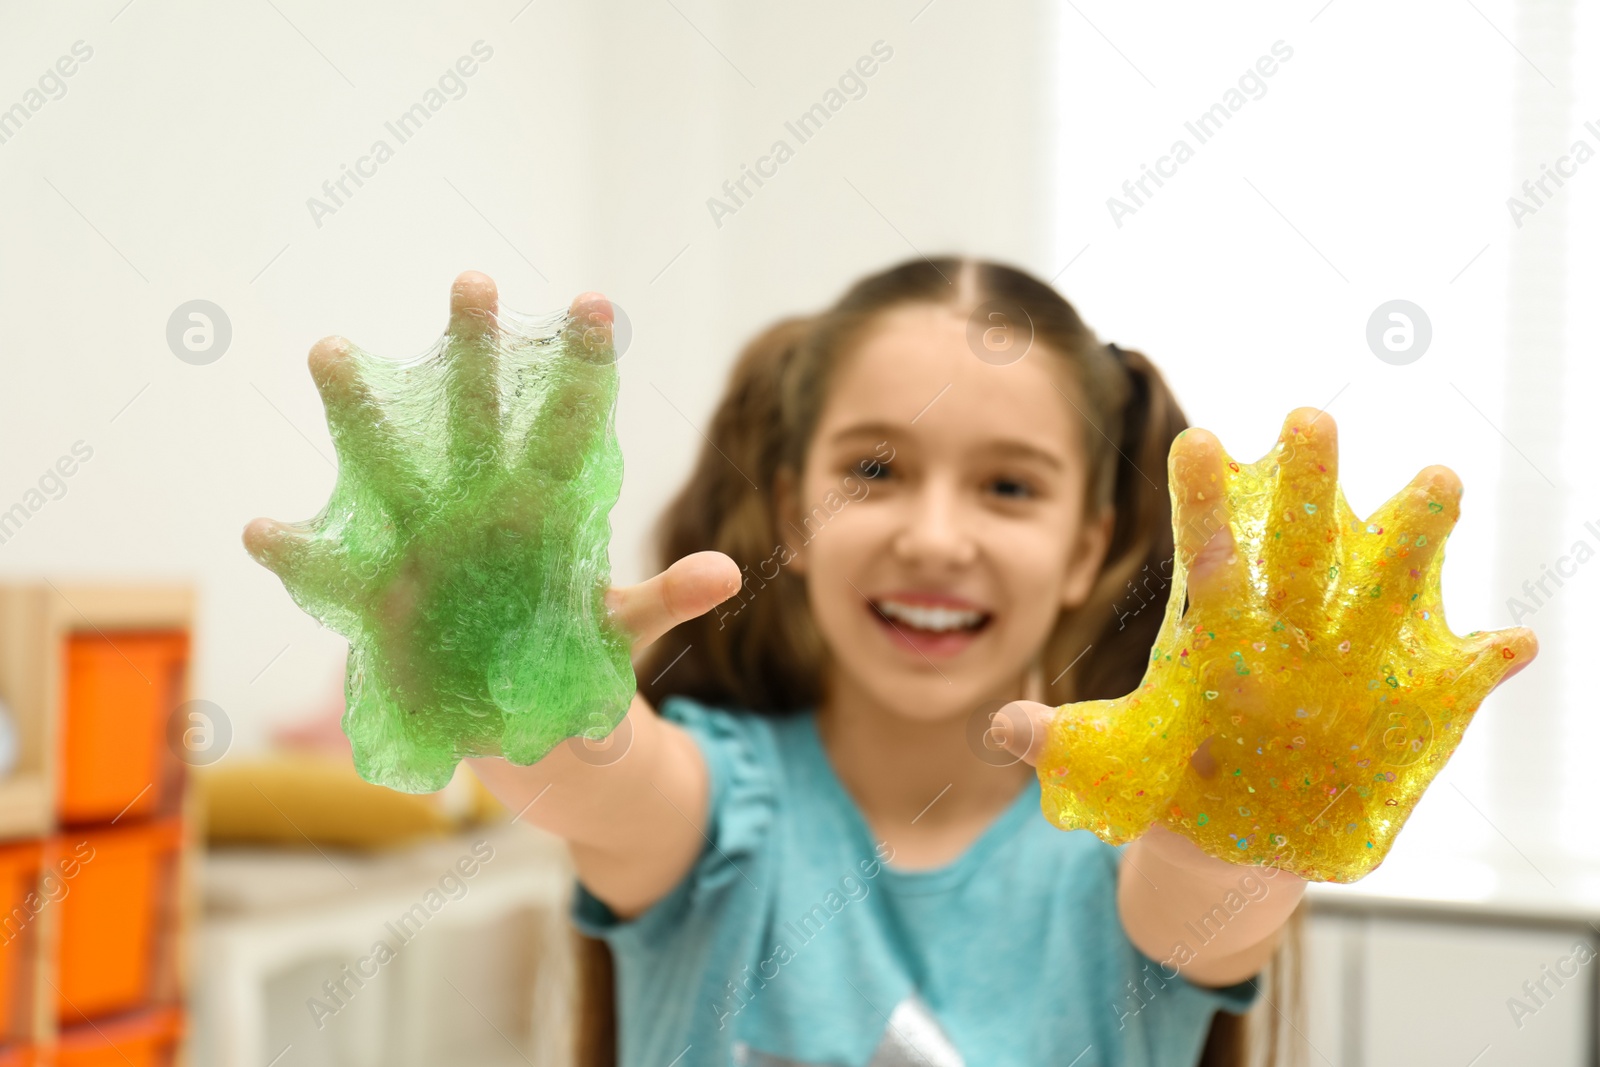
[468,255,1321,1067]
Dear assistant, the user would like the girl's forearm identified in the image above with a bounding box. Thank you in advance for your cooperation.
[466,693,691,852]
[1116,824,1305,988]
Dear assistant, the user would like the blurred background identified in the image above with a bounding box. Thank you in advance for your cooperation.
[0,0,1594,1064]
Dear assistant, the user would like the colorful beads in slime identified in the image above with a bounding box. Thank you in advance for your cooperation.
[1036,408,1536,882]
[244,279,634,793]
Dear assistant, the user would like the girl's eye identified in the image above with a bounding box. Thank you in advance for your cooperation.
[856,458,892,479]
[989,477,1035,500]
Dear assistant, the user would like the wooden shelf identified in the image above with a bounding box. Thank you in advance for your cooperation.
[0,774,49,842]
[41,584,195,632]
[0,583,197,829]
[0,582,197,1061]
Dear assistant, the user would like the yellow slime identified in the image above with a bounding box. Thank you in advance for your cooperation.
[1037,408,1537,883]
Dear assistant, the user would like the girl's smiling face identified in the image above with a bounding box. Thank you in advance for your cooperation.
[782,301,1114,723]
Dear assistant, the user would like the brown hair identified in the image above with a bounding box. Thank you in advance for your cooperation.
[574,256,1301,1067]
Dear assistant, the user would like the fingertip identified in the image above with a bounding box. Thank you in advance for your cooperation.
[1400,465,1463,533]
[452,270,498,310]
[1279,408,1339,486]
[1171,430,1230,559]
[569,291,613,325]
[994,699,1052,764]
[1170,428,1223,490]
[1173,426,1221,459]
[564,291,617,364]
[307,336,352,389]
[620,551,747,651]
[681,549,742,601]
[1501,627,1539,679]
[1416,464,1463,498]
[450,272,499,332]
[1469,627,1538,697]
[242,517,280,561]
[1285,406,1337,442]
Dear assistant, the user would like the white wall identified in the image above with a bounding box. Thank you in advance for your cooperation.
[0,0,1055,753]
[1051,0,1596,882]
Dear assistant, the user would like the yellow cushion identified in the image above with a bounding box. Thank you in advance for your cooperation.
[197,753,503,851]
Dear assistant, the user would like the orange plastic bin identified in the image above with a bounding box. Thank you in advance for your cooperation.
[58,631,188,826]
[0,1044,37,1067]
[53,822,181,1026]
[55,1007,181,1067]
[0,842,42,1045]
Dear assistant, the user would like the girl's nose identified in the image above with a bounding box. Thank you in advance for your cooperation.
[892,479,978,569]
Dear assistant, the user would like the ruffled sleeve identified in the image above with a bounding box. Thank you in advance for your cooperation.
[570,695,779,952]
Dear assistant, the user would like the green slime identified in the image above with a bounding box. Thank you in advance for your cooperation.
[246,302,634,793]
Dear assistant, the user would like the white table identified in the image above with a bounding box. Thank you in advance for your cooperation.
[1288,842,1600,1067]
[193,823,577,1067]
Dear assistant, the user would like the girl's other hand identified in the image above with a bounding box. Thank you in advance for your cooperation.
[985,492,1523,783]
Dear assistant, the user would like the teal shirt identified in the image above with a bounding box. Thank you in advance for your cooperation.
[572,696,1258,1067]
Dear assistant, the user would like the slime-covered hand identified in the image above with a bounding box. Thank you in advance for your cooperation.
[244,274,634,793]
[1037,408,1537,882]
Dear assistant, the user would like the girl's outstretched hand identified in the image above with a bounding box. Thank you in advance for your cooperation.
[244,273,739,793]
[992,408,1537,884]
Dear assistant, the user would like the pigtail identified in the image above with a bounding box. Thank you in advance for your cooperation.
[1039,344,1186,707]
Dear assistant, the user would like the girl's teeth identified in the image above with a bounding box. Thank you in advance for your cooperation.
[876,601,984,632]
